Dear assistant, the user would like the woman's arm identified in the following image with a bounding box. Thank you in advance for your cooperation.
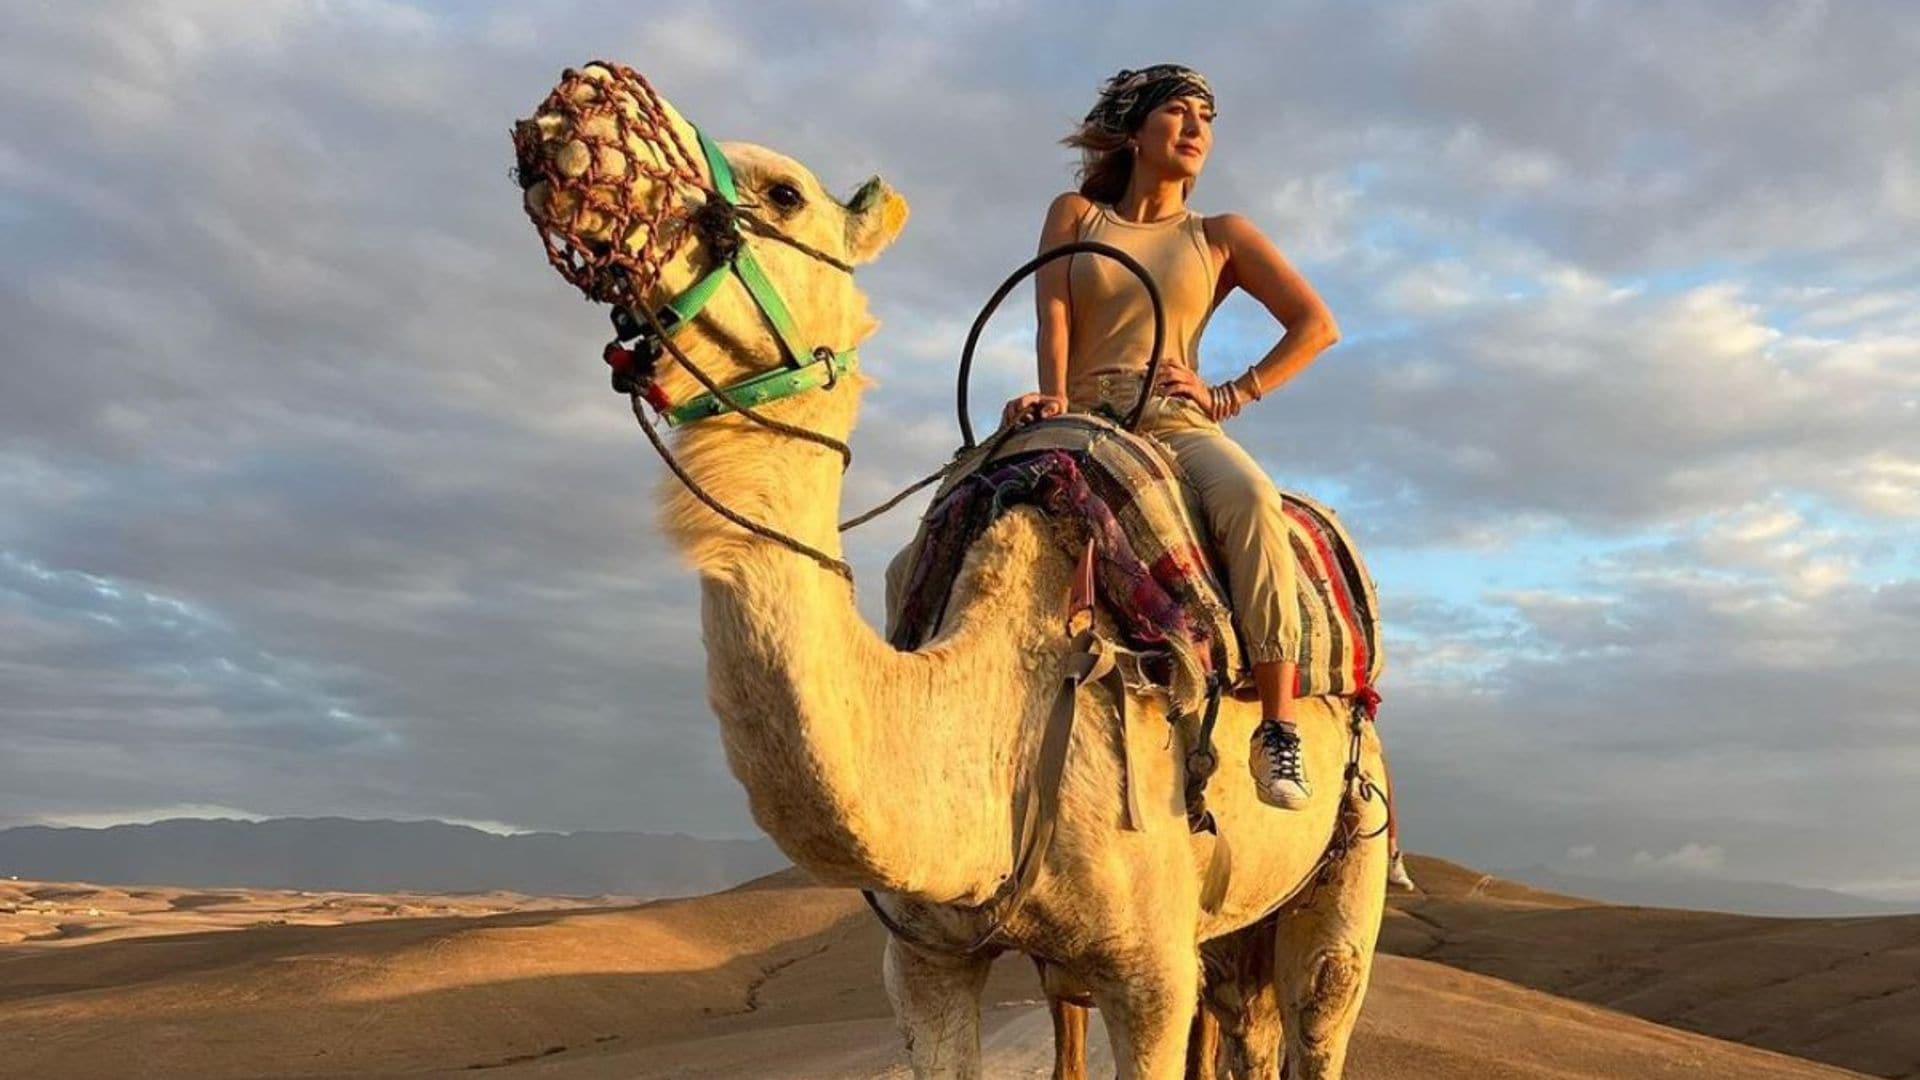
[1002,192,1092,427]
[1210,212,1340,405]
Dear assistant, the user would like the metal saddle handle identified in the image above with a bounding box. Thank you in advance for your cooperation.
[956,240,1167,449]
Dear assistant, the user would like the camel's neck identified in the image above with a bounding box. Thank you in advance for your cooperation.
[662,387,1063,903]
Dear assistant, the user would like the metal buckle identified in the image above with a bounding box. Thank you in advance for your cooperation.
[813,346,841,390]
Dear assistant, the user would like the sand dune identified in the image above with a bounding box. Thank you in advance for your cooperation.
[0,864,1898,1078]
[1384,855,1920,1079]
[0,877,621,949]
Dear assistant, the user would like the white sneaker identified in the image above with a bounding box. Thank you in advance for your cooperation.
[1251,720,1310,810]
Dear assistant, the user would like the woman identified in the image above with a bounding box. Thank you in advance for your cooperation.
[1000,64,1339,811]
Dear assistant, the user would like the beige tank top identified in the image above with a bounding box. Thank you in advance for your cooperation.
[1063,201,1222,407]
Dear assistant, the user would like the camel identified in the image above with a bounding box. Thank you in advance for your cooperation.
[511,62,1390,1079]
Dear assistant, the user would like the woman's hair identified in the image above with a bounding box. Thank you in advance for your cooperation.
[1060,123,1135,205]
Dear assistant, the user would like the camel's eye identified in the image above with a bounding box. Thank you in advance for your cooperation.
[767,181,805,212]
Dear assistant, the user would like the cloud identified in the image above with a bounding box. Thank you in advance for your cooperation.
[1385,496,1920,885]
[0,0,1914,895]
[1632,842,1727,875]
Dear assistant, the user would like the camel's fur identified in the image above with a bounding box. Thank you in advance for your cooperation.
[516,63,1389,1080]
[1042,919,1286,1080]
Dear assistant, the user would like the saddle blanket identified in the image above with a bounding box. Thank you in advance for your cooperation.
[885,414,1383,715]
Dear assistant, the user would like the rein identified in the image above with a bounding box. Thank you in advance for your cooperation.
[611,236,1169,570]
[607,224,1173,576]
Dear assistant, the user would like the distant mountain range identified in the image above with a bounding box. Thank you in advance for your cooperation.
[1496,864,1911,917]
[0,817,785,898]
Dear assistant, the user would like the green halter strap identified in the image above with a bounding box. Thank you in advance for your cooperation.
[642,128,860,427]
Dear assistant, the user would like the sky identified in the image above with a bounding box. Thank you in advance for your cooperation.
[3,0,1917,901]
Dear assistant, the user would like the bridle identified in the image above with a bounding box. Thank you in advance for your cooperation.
[610,132,868,581]
[605,130,860,432]
[516,62,871,580]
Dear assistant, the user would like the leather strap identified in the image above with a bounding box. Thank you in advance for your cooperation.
[666,348,857,425]
[865,627,1120,955]
[1005,628,1112,904]
[1184,677,1225,834]
[1103,661,1145,832]
[1200,830,1232,914]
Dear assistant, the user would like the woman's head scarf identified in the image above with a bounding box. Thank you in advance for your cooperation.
[1081,64,1216,137]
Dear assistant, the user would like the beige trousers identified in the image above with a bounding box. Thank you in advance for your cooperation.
[1080,380,1302,666]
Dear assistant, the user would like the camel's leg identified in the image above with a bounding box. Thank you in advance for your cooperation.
[1089,945,1200,1080]
[1201,920,1285,1079]
[1236,966,1285,1079]
[1034,956,1093,1080]
[1211,967,1284,1079]
[884,935,993,1079]
[1186,1005,1221,1080]
[1048,997,1090,1080]
[1272,830,1388,1079]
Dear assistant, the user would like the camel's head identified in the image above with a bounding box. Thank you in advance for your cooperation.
[512,62,909,408]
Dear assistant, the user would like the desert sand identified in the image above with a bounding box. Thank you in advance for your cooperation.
[0,877,626,948]
[1383,857,1920,1079]
[0,860,1907,1078]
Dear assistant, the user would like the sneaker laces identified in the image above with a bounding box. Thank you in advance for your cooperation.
[1260,723,1304,783]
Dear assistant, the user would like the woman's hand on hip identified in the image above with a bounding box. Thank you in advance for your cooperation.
[1000,391,1067,428]
[1153,362,1209,408]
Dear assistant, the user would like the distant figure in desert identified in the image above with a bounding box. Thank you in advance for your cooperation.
[513,58,1396,1078]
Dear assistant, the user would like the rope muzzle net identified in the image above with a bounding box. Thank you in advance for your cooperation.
[513,62,710,311]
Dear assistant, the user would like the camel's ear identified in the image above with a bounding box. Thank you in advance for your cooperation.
[845,176,908,265]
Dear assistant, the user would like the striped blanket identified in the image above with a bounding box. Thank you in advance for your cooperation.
[886,414,1383,715]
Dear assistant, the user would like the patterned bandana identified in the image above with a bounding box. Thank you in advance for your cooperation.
[1081,64,1216,137]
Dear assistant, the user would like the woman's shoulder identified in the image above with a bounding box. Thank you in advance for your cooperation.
[1041,192,1098,243]
[1198,210,1260,243]
[1047,191,1097,220]
[1050,190,1096,211]
[1198,212,1271,270]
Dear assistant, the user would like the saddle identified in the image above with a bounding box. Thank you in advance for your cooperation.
[885,413,1383,718]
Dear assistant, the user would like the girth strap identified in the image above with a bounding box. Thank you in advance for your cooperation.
[1005,626,1119,912]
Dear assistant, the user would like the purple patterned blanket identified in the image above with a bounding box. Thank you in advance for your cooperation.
[885,414,1382,714]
